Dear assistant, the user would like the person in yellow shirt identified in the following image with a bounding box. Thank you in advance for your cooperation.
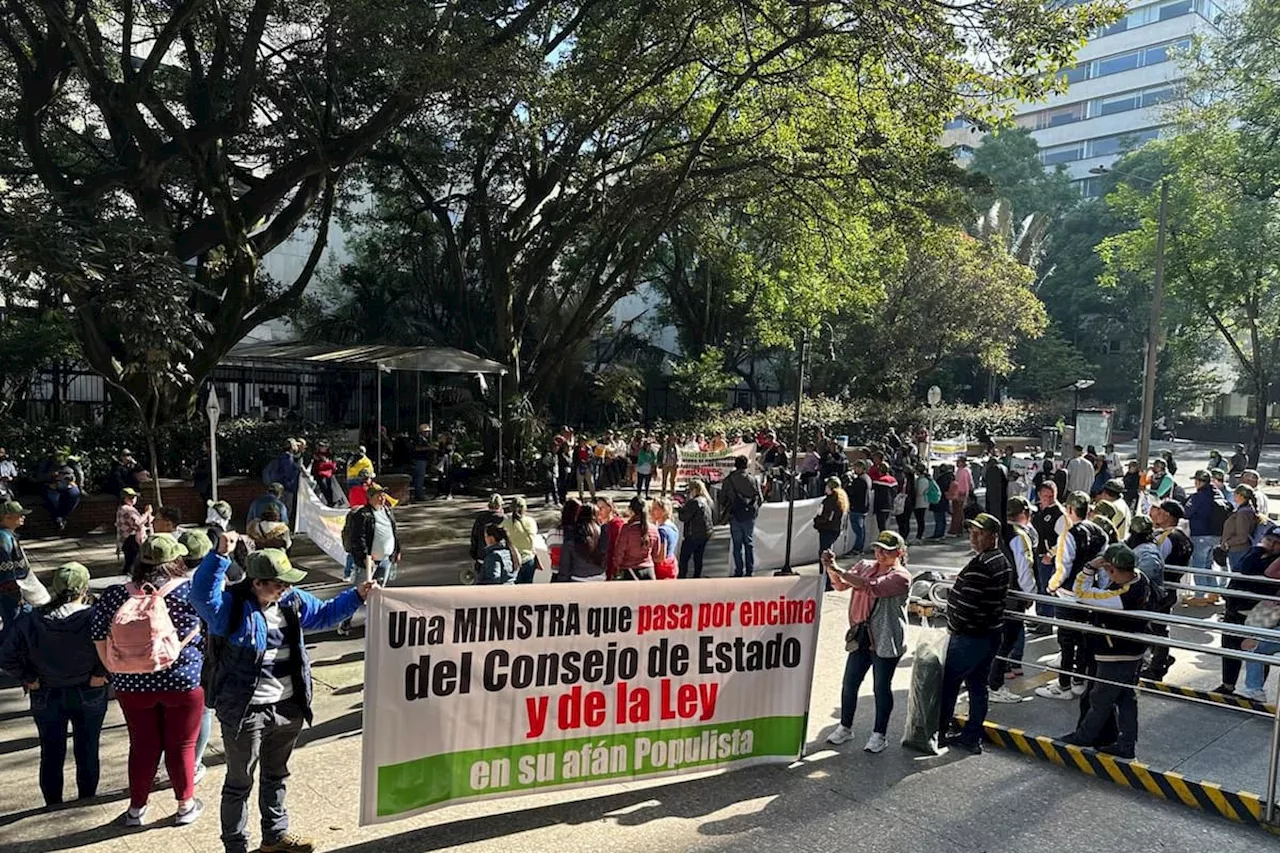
[503,496,540,585]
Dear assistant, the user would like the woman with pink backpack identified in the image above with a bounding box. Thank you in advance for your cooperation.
[90,533,205,827]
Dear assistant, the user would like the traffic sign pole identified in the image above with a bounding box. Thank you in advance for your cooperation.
[206,386,221,503]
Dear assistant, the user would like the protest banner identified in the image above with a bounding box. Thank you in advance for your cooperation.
[675,443,757,488]
[294,471,349,568]
[360,576,823,824]
[929,435,969,461]
[743,497,853,573]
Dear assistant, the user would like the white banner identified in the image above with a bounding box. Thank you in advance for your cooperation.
[739,497,853,573]
[294,471,349,568]
[675,443,758,488]
[360,576,823,824]
[929,435,969,461]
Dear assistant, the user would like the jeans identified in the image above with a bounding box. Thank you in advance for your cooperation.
[1069,659,1140,753]
[412,459,428,500]
[636,473,652,498]
[840,648,901,733]
[938,630,1001,744]
[1244,640,1280,692]
[221,700,306,853]
[195,706,216,767]
[516,557,537,585]
[873,511,890,538]
[1190,535,1221,590]
[117,688,204,807]
[678,537,709,579]
[931,509,947,539]
[30,685,108,805]
[818,529,840,557]
[1034,557,1056,619]
[729,517,756,577]
[42,486,81,522]
[849,513,867,552]
[988,618,1027,689]
[122,537,141,571]
[913,508,926,539]
[576,467,596,499]
[1221,609,1248,688]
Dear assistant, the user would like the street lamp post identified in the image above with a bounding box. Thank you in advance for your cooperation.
[778,329,809,577]
[205,386,221,503]
[1092,166,1168,471]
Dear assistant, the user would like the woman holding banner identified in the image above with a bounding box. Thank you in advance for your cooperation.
[823,530,911,754]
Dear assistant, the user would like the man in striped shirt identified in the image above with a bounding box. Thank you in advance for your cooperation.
[938,513,1011,755]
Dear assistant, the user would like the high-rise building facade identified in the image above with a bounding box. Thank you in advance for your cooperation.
[1016,0,1231,196]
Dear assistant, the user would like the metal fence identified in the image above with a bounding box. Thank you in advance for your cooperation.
[911,564,1280,825]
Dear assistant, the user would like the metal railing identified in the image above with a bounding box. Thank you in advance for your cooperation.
[907,561,1280,825]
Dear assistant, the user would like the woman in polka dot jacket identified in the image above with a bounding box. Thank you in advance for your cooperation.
[91,533,206,828]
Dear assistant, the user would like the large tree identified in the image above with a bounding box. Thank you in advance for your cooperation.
[1100,0,1280,459]
[0,0,589,423]
[311,0,1121,409]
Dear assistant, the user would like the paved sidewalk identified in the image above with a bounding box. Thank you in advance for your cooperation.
[0,588,1275,853]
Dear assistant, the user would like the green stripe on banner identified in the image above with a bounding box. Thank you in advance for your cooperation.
[376,715,805,816]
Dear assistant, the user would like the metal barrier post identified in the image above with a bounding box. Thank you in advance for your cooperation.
[1268,696,1280,825]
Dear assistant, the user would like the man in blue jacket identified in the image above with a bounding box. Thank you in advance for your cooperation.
[1184,469,1229,604]
[190,534,372,853]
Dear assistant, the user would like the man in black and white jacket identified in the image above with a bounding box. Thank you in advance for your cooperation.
[938,513,1011,755]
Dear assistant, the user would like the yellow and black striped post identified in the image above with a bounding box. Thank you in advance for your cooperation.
[955,716,1276,832]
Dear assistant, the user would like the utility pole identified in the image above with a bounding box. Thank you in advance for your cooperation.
[1137,179,1169,472]
[778,329,809,576]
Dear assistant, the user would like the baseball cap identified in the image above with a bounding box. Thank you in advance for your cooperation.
[120,487,139,497]
[245,549,307,584]
[207,499,232,519]
[1234,483,1256,501]
[1102,478,1124,496]
[177,530,213,560]
[367,482,389,498]
[1194,469,1212,482]
[1211,468,1227,480]
[1064,491,1092,516]
[872,530,906,551]
[966,513,1002,535]
[1091,500,1121,524]
[1,500,32,516]
[1007,496,1031,517]
[1157,499,1184,520]
[140,533,189,565]
[488,493,504,509]
[1093,515,1118,543]
[1102,543,1136,572]
[1129,515,1154,537]
[267,482,285,496]
[51,562,91,597]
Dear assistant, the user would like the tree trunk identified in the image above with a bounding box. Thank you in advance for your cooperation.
[1250,373,1269,467]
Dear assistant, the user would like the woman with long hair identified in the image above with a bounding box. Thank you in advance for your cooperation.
[480,525,520,584]
[0,562,108,807]
[611,497,659,580]
[823,531,911,753]
[91,534,205,826]
[676,479,714,578]
[650,496,679,579]
[503,496,540,584]
[814,477,849,557]
[560,503,606,582]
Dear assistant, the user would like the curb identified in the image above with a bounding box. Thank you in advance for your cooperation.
[955,716,1277,831]
[1140,679,1277,715]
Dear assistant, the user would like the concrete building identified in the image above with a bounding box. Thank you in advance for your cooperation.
[1020,0,1231,197]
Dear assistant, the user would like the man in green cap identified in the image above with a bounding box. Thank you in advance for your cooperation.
[115,487,153,570]
[1,500,50,646]
[1038,491,1109,701]
[1097,479,1131,541]
[1059,543,1152,758]
[190,533,372,853]
[937,512,1012,754]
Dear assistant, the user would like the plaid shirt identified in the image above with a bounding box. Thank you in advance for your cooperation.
[116,504,150,543]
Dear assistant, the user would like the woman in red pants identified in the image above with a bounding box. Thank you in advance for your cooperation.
[91,533,205,827]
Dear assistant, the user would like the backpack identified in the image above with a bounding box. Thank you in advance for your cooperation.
[1210,500,1232,537]
[1170,483,1187,503]
[728,478,760,522]
[104,579,199,674]
[341,508,363,554]
[926,478,942,506]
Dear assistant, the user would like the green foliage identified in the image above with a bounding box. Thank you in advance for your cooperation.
[0,418,349,493]
[669,349,739,419]
[589,366,645,426]
[967,128,1080,226]
[0,308,78,417]
[1006,322,1096,402]
[690,395,1056,447]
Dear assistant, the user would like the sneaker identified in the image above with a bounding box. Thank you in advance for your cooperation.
[1211,683,1236,696]
[193,763,206,785]
[175,798,203,826]
[989,686,1027,704]
[259,832,316,853]
[827,725,854,745]
[864,732,889,754]
[1097,743,1136,760]
[119,805,148,827]
[1236,686,1268,703]
[336,619,351,637]
[1071,683,1088,697]
[1035,683,1075,700]
[944,736,983,755]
